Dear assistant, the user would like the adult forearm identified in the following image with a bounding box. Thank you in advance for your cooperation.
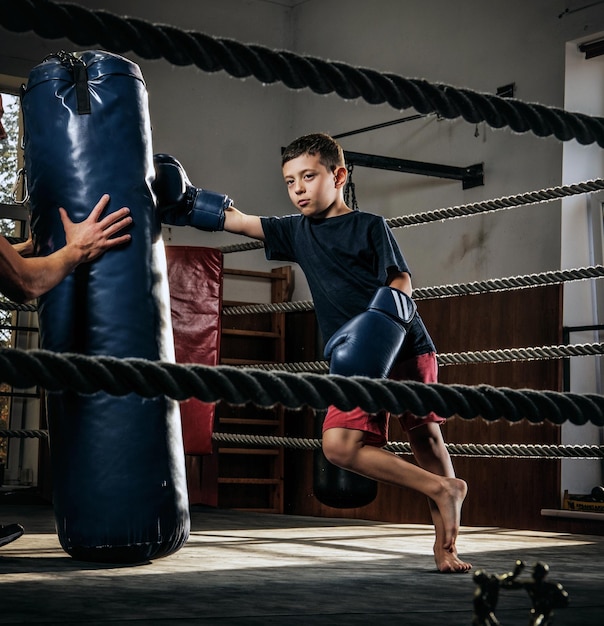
[2,246,80,303]
[0,196,132,303]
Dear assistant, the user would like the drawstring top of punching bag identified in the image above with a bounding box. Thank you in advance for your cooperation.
[44,50,92,115]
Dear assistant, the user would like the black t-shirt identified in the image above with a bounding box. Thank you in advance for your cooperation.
[261,210,435,357]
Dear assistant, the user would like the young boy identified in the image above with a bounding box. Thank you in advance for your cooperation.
[154,134,470,572]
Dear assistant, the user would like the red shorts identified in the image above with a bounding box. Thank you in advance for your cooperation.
[322,352,446,447]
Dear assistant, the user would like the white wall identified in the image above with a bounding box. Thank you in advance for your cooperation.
[561,38,604,494]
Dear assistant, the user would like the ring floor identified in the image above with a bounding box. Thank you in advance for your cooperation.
[1,501,602,625]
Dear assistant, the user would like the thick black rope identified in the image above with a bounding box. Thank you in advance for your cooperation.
[1,0,604,147]
[0,348,603,426]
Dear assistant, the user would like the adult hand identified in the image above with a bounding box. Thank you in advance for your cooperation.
[60,194,132,263]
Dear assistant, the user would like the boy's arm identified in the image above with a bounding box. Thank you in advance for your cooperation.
[387,270,412,298]
[224,206,265,240]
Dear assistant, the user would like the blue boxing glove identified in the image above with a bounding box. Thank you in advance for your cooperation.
[153,153,233,231]
[324,286,417,379]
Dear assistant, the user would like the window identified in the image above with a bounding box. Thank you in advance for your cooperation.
[0,92,21,205]
[0,85,40,488]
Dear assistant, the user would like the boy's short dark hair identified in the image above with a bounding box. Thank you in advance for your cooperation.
[281,133,345,171]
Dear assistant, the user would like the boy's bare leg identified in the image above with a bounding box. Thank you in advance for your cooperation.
[322,427,467,557]
[407,422,472,573]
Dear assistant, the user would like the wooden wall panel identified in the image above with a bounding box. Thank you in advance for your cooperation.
[283,285,595,533]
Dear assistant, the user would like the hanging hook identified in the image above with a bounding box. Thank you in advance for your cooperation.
[344,163,359,211]
[11,168,29,205]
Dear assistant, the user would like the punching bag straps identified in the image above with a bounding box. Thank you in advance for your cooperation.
[73,62,91,115]
[45,50,91,115]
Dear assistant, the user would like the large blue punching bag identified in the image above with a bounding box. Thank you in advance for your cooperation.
[22,50,190,563]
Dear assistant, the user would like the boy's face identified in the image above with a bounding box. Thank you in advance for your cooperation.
[282,152,348,219]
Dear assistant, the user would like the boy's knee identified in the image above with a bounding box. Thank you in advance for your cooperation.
[322,438,355,469]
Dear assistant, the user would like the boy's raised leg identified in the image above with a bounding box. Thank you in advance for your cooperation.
[322,427,469,569]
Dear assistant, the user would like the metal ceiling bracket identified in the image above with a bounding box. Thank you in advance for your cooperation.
[343,150,484,189]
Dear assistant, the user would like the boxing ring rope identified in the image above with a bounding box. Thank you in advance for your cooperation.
[0,299,38,312]
[218,179,604,254]
[4,187,604,318]
[1,428,603,460]
[222,266,604,316]
[0,348,603,427]
[218,343,604,375]
[1,0,604,147]
[213,435,604,460]
[3,263,604,316]
[4,177,604,315]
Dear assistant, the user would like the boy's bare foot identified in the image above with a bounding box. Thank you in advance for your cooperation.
[434,477,467,550]
[434,543,472,573]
